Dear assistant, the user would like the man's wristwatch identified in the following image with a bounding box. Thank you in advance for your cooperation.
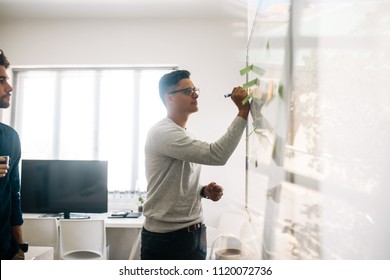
[200,186,208,199]
[19,242,29,253]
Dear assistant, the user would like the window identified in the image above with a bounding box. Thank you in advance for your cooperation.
[11,67,176,192]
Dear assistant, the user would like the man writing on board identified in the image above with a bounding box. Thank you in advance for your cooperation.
[141,70,249,259]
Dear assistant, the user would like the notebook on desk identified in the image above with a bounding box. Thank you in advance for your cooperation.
[109,211,142,218]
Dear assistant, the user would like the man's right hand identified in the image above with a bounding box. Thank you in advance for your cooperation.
[230,86,250,120]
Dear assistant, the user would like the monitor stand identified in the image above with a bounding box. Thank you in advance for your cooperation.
[39,212,90,219]
[62,212,90,220]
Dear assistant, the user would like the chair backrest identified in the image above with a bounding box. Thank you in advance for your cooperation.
[59,219,107,260]
[23,217,59,259]
[217,212,247,238]
[207,212,249,260]
[209,234,246,260]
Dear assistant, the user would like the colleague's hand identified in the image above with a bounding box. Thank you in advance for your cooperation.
[204,182,224,202]
[0,156,9,178]
[11,249,25,260]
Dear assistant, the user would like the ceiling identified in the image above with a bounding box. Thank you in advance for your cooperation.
[0,0,247,20]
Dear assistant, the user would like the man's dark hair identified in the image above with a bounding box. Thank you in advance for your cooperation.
[159,70,190,104]
[0,50,10,69]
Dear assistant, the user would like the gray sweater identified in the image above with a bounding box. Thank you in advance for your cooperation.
[143,116,247,233]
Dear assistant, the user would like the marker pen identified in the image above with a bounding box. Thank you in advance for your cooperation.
[224,93,232,98]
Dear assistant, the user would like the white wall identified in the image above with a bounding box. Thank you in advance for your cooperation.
[0,17,248,228]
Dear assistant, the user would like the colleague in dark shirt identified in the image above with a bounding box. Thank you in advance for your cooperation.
[0,49,25,260]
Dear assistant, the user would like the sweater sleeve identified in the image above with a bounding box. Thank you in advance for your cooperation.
[148,116,247,166]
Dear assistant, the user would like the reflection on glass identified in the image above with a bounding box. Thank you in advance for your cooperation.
[247,0,390,259]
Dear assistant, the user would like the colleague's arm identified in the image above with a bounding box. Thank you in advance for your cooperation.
[9,136,24,237]
[11,225,24,244]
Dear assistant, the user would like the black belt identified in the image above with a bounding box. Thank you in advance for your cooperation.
[179,223,202,232]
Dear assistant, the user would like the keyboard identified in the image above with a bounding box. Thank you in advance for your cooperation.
[109,211,142,218]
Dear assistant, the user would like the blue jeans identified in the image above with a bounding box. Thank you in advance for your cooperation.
[141,224,207,260]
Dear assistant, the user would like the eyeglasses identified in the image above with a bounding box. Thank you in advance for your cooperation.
[167,87,200,98]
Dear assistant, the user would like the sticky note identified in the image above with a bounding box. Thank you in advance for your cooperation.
[278,84,283,98]
[242,92,253,105]
[251,65,266,75]
[239,65,266,76]
[240,65,253,76]
[242,78,259,90]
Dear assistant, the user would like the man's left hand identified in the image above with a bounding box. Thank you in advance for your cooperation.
[205,182,224,201]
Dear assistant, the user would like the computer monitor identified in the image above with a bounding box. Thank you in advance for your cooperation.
[21,159,108,219]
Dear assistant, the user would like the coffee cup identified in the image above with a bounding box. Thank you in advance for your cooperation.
[0,156,10,166]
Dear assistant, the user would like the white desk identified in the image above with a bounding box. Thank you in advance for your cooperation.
[25,246,54,260]
[23,213,144,260]
[98,213,144,260]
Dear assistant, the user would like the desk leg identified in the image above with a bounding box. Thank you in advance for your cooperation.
[106,228,140,260]
[129,228,141,260]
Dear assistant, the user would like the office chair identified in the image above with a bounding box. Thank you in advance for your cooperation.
[58,219,108,260]
[207,212,248,260]
[22,217,59,259]
[209,234,245,260]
